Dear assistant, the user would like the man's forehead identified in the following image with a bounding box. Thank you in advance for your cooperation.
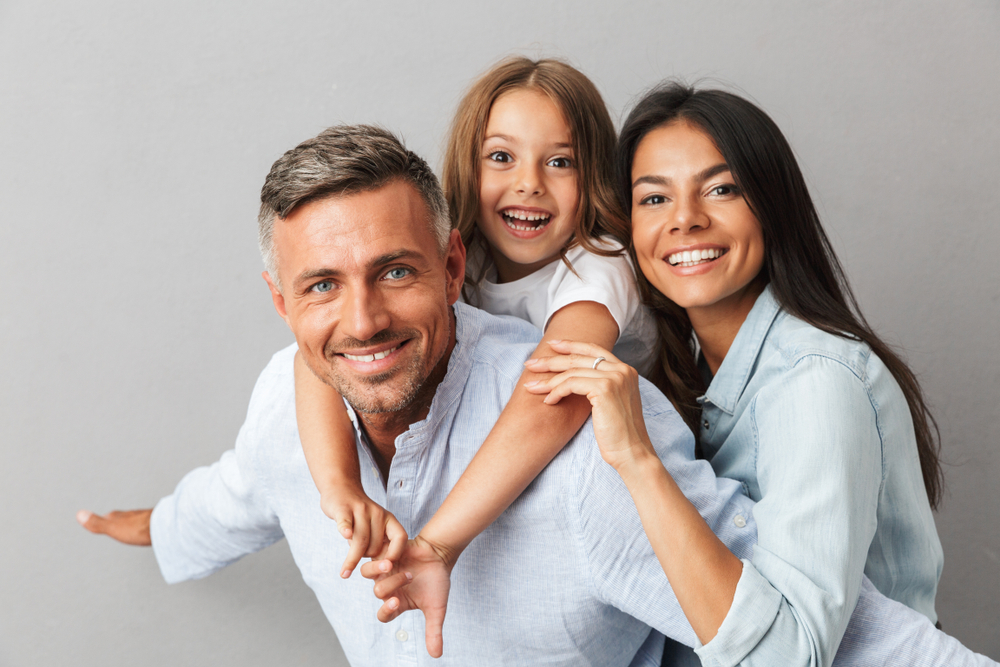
[275,181,439,283]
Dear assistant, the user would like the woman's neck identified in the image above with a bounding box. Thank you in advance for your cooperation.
[688,279,767,376]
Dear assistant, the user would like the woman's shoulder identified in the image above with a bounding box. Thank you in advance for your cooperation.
[765,309,878,382]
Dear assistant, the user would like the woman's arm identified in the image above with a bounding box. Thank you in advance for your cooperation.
[524,340,742,643]
[294,351,406,577]
[416,300,619,565]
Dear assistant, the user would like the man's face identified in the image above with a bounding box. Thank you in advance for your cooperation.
[264,180,465,415]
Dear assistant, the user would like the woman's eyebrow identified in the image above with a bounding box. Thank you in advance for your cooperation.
[632,163,730,190]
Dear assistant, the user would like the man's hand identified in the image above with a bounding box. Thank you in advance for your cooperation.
[321,489,408,579]
[76,509,152,546]
[361,535,453,658]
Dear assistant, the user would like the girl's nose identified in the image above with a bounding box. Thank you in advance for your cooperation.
[671,196,709,234]
[515,163,544,196]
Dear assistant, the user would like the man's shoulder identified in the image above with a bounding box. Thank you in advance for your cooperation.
[240,342,299,450]
[454,302,542,382]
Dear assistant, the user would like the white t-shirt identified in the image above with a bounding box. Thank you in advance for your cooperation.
[464,240,658,375]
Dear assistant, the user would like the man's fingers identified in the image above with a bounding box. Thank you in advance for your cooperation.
[77,510,103,534]
[424,603,447,658]
[77,509,152,546]
[372,571,412,600]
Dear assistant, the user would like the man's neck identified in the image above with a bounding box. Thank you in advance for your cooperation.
[356,308,457,482]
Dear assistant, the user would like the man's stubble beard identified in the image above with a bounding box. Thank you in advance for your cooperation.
[321,328,439,415]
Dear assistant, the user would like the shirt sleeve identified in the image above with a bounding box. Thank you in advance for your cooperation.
[697,355,883,667]
[150,354,290,584]
[567,379,770,649]
[544,248,640,340]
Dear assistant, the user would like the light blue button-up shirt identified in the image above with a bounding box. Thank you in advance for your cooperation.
[697,285,944,664]
[150,302,988,667]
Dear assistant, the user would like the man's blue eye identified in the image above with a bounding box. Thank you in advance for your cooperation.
[385,268,410,280]
[312,281,334,293]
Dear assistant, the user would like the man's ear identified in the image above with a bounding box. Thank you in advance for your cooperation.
[444,229,466,306]
[263,271,291,326]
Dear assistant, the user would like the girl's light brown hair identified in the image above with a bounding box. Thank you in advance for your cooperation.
[443,57,628,283]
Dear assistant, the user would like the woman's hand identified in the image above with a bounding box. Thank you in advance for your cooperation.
[523,340,657,473]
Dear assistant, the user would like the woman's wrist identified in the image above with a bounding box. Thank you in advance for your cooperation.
[612,444,669,491]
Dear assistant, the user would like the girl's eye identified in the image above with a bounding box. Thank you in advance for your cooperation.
[383,267,411,281]
[311,281,334,293]
[486,150,512,163]
[639,194,667,206]
[547,157,572,168]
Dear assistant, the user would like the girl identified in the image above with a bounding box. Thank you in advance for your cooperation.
[526,82,945,665]
[294,57,656,605]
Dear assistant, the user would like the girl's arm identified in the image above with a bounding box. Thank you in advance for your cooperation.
[523,340,742,643]
[294,351,406,577]
[416,300,619,566]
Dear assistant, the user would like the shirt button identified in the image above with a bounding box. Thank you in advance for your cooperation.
[733,514,746,528]
[398,479,404,489]
[703,420,710,430]
[396,629,408,642]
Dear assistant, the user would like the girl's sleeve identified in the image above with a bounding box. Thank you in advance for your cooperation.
[544,249,639,339]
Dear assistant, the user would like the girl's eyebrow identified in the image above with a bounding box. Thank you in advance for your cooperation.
[632,163,730,190]
[483,134,573,150]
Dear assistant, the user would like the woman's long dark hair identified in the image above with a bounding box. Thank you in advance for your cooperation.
[617,82,943,509]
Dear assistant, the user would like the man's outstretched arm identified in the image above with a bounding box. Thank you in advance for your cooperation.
[77,509,152,546]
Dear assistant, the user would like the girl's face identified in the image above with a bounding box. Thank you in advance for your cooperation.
[630,121,765,326]
[477,88,579,283]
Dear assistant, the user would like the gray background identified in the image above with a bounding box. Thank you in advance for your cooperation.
[1,1,997,665]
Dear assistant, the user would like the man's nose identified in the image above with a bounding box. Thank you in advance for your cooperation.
[340,284,391,342]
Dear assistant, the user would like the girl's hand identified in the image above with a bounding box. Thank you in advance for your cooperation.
[361,535,452,658]
[322,486,408,579]
[523,340,657,472]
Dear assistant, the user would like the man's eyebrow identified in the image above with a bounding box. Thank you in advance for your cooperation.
[293,249,424,287]
[631,163,731,190]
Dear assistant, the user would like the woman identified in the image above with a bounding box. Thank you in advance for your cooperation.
[525,82,944,666]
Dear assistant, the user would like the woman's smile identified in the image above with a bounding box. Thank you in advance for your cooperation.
[630,120,765,325]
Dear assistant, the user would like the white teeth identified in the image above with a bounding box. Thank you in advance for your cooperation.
[502,210,551,231]
[667,248,725,267]
[343,345,399,363]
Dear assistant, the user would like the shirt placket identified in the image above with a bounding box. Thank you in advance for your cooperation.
[386,431,419,665]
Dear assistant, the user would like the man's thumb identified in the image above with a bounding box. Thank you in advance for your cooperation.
[77,510,104,534]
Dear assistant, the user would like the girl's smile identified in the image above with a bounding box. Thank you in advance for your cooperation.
[477,88,579,283]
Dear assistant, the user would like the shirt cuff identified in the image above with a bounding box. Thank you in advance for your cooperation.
[695,559,782,667]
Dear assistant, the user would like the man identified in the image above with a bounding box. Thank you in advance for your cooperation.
[79,125,992,667]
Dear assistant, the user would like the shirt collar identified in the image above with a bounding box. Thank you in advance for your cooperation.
[345,302,483,446]
[701,284,781,414]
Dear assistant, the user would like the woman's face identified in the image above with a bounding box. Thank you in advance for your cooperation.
[630,121,765,325]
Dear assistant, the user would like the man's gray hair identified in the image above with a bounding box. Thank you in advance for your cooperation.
[258,124,451,290]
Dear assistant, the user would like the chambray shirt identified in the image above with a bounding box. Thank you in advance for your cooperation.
[697,286,944,665]
[150,303,987,667]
